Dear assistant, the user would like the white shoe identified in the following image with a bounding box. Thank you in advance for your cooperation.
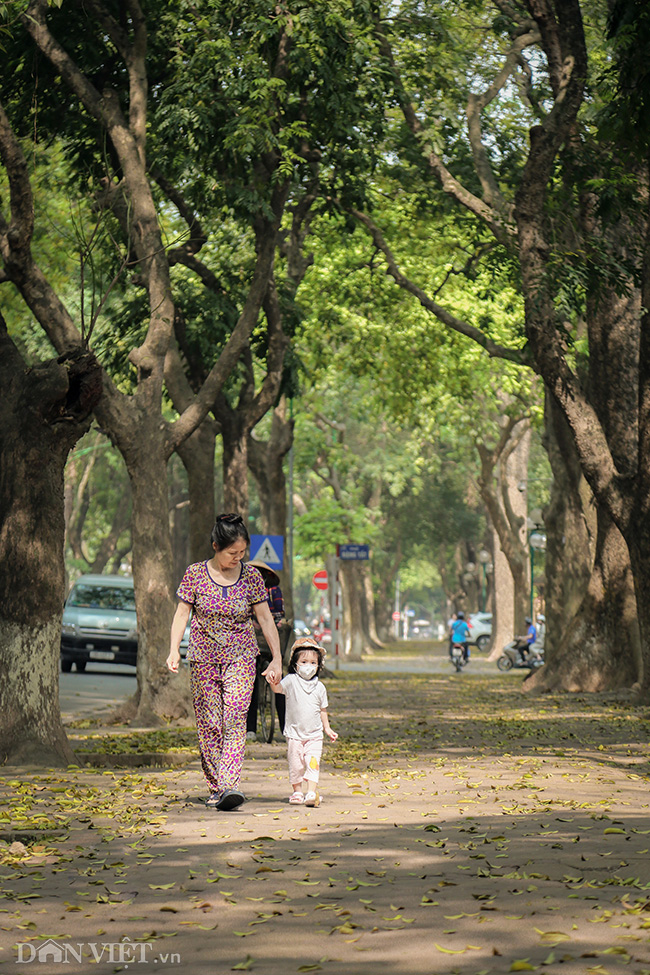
[304,791,320,807]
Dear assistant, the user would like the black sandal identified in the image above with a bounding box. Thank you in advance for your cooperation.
[215,789,245,811]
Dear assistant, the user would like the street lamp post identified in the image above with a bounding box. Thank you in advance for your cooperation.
[528,529,547,618]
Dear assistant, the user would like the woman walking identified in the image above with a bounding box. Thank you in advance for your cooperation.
[166,514,282,810]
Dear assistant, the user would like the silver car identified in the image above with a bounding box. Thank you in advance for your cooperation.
[467,612,493,650]
[61,573,191,673]
[61,574,138,672]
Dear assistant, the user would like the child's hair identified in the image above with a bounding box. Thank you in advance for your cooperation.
[288,636,326,677]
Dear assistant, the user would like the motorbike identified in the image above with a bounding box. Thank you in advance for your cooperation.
[496,640,545,672]
[450,641,468,673]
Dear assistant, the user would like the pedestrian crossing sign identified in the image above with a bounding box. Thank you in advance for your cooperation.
[249,534,284,569]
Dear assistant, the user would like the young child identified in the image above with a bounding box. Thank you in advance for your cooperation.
[269,636,338,806]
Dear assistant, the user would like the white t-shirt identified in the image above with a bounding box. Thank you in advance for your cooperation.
[281,673,328,741]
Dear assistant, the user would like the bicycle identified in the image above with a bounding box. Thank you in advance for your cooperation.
[251,621,293,743]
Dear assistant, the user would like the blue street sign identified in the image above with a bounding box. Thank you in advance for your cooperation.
[250,535,284,569]
[337,544,370,561]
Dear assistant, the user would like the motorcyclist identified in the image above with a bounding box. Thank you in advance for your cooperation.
[450,611,470,663]
[514,617,537,661]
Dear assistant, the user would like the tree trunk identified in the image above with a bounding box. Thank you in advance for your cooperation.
[115,418,193,725]
[339,561,366,659]
[220,409,250,515]
[479,417,530,659]
[489,529,515,660]
[526,505,640,693]
[248,400,295,620]
[542,391,595,659]
[0,329,102,765]
[176,417,217,565]
[361,562,383,649]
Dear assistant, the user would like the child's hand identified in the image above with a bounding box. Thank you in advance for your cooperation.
[326,728,338,741]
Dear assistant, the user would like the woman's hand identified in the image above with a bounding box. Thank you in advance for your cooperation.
[261,660,282,684]
[166,648,181,673]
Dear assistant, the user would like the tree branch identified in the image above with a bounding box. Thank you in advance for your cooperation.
[343,202,528,365]
[375,22,516,247]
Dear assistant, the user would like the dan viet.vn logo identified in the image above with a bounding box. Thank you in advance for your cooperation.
[15,938,181,965]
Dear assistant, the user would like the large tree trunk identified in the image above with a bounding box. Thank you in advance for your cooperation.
[0,328,102,765]
[527,505,640,692]
[542,393,595,659]
[113,417,192,725]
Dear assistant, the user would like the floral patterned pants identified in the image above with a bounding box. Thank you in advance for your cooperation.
[190,654,256,793]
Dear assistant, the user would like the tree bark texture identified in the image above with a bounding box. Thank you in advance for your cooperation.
[339,561,366,660]
[478,418,530,659]
[248,400,295,621]
[526,505,640,693]
[175,417,218,565]
[115,419,192,725]
[0,326,102,765]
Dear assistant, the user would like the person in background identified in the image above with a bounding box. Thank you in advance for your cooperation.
[166,514,282,811]
[246,560,286,740]
[450,611,471,663]
[515,616,538,661]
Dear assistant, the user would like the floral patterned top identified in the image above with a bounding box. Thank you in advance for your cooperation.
[176,561,267,662]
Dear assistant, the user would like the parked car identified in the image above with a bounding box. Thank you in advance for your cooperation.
[292,619,312,637]
[467,612,493,650]
[61,573,191,673]
[61,574,138,672]
[412,618,432,638]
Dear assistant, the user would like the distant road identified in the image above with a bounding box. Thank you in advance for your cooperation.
[58,649,514,723]
[59,663,136,723]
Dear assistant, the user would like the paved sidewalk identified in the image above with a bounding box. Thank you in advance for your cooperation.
[2,668,650,974]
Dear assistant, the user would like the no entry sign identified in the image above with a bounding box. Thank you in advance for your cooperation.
[392,611,401,621]
[312,570,328,591]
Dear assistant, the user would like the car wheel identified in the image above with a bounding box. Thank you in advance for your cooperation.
[61,658,72,673]
[476,635,490,651]
[76,660,87,673]
[496,655,513,672]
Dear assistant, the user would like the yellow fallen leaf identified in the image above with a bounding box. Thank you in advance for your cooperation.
[510,962,536,972]
[535,930,571,943]
[231,956,255,971]
[434,944,466,955]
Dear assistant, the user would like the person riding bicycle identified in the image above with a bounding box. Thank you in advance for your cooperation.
[450,611,470,663]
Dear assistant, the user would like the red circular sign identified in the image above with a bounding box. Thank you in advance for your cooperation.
[312,570,328,591]
[392,611,401,621]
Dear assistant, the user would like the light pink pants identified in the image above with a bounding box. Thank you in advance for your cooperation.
[287,737,323,785]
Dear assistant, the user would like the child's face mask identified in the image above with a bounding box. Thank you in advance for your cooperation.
[297,662,317,680]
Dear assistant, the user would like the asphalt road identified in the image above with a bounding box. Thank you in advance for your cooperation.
[59,663,137,723]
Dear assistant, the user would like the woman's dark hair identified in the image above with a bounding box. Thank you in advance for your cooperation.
[288,640,325,678]
[211,513,250,551]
